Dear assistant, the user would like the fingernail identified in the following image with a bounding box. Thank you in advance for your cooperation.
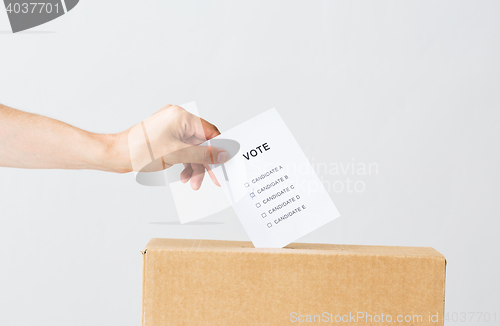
[217,152,228,163]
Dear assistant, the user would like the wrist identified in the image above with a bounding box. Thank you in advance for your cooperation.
[97,132,133,173]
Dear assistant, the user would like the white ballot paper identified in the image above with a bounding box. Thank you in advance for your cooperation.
[208,108,340,248]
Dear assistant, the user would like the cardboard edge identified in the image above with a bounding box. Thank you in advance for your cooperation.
[145,239,447,257]
[422,249,447,324]
[442,255,448,323]
[141,247,447,260]
[141,249,148,326]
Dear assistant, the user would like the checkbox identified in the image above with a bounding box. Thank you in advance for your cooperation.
[267,222,272,228]
[255,203,261,208]
[244,182,249,188]
[261,212,267,218]
[250,192,255,199]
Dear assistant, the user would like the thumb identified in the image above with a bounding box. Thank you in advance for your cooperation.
[164,144,229,165]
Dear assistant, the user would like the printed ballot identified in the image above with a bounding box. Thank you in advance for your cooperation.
[208,109,340,248]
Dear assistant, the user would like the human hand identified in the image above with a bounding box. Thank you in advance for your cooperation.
[122,105,227,190]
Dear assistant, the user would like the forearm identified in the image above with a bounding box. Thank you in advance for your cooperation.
[0,104,131,173]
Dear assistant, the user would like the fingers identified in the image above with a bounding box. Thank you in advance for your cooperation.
[149,105,220,143]
[180,163,192,183]
[205,163,221,187]
[184,135,206,146]
[184,109,221,141]
[181,163,221,190]
[189,163,206,190]
[165,144,228,165]
[199,118,221,140]
[139,104,225,191]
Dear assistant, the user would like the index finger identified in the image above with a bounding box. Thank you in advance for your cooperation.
[189,113,221,141]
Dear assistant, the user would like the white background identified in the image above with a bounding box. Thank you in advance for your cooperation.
[1,1,499,325]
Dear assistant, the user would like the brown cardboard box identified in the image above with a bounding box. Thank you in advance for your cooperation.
[141,238,446,326]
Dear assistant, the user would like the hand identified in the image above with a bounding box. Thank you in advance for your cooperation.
[123,105,228,190]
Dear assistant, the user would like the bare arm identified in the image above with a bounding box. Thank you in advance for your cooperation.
[0,103,227,189]
[0,103,130,172]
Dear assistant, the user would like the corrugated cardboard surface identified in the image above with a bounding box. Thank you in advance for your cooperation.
[142,238,446,326]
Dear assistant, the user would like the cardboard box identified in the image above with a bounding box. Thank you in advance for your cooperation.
[141,238,446,326]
